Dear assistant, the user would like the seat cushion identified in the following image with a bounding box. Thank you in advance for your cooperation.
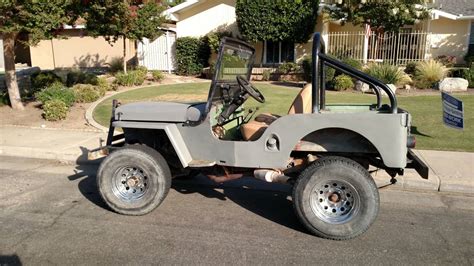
[240,83,312,141]
[241,113,279,140]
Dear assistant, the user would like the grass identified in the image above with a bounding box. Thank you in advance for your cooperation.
[93,82,474,152]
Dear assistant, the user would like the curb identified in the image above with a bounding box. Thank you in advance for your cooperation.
[2,144,472,195]
[0,146,89,164]
[0,124,102,133]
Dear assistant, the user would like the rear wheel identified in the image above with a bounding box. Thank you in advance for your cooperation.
[293,156,379,240]
[97,145,171,215]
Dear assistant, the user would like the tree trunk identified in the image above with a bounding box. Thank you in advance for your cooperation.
[123,37,127,73]
[3,32,24,110]
[260,40,264,67]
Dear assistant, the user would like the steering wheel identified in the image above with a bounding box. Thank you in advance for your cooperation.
[236,75,265,103]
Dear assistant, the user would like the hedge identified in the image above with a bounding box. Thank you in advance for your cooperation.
[175,37,210,76]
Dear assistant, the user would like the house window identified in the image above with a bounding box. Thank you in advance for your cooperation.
[265,41,295,64]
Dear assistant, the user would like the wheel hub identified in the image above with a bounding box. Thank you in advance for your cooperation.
[126,176,139,187]
[328,192,341,203]
[112,166,149,202]
[310,180,360,224]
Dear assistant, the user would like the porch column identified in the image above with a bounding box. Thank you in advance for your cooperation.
[321,20,329,51]
[166,31,172,74]
[363,24,369,64]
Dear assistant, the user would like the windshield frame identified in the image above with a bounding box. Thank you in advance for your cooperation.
[205,37,255,114]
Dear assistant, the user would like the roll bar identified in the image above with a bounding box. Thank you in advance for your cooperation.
[311,33,398,114]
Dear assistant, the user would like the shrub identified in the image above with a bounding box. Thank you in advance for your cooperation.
[342,58,362,70]
[436,55,457,67]
[107,57,124,73]
[175,37,211,76]
[115,70,146,86]
[262,70,271,81]
[0,91,10,106]
[404,62,419,76]
[300,56,312,82]
[334,74,354,91]
[278,62,300,74]
[66,71,98,87]
[96,77,115,92]
[43,99,68,121]
[325,66,336,83]
[205,30,233,52]
[73,84,103,103]
[35,82,75,107]
[151,70,165,82]
[135,66,148,75]
[365,63,408,86]
[414,60,447,89]
[463,66,474,88]
[31,71,63,90]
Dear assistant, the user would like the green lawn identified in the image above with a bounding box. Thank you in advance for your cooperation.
[93,82,474,152]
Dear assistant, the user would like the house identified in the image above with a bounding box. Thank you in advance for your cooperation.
[160,0,474,66]
[2,26,136,71]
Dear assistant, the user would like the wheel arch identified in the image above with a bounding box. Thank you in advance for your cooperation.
[114,121,193,168]
[293,127,381,156]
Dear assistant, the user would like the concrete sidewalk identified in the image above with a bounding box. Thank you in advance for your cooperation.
[0,125,106,163]
[0,125,472,194]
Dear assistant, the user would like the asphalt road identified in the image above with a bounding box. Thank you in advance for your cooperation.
[0,156,473,265]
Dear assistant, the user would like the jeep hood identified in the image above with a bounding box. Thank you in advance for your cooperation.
[115,102,205,123]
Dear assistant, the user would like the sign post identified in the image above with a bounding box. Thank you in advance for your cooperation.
[441,92,464,130]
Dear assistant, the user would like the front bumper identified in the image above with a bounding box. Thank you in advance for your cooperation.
[406,149,429,179]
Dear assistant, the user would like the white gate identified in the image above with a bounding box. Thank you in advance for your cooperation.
[138,30,176,73]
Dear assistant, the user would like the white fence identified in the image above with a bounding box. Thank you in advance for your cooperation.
[138,30,176,72]
[327,31,429,65]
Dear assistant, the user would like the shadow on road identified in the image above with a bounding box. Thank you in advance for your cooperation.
[68,156,306,234]
[67,160,110,211]
[172,176,306,234]
[0,254,22,266]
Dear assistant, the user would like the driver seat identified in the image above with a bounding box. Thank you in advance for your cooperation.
[240,83,312,140]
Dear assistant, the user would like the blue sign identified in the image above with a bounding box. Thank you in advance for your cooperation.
[442,92,464,130]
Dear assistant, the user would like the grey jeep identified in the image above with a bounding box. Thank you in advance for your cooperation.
[90,33,428,240]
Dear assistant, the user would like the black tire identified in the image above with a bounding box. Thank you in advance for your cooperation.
[293,156,379,240]
[97,145,171,215]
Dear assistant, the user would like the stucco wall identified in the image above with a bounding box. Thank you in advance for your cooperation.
[30,30,136,69]
[428,17,470,62]
[176,0,238,37]
[329,22,364,33]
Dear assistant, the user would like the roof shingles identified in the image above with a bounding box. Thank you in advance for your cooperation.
[435,0,474,17]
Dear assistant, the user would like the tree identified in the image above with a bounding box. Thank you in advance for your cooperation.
[0,0,76,110]
[324,0,429,33]
[235,0,319,65]
[77,0,166,72]
[236,0,320,43]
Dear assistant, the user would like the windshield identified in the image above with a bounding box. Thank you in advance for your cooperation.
[215,41,254,82]
[205,38,255,115]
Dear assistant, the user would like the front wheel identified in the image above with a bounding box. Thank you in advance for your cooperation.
[97,145,171,215]
[293,156,379,240]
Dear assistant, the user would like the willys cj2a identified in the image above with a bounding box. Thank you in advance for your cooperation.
[89,33,428,240]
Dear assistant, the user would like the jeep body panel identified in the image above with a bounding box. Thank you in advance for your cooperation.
[113,109,409,169]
